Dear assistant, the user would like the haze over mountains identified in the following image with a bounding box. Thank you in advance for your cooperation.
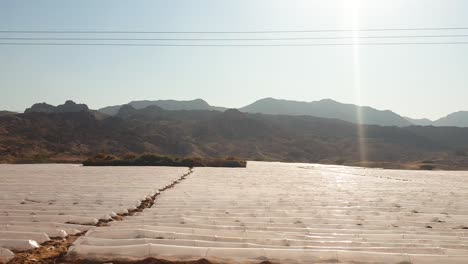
[403,117,434,126]
[1,98,468,170]
[25,100,89,113]
[431,111,468,127]
[1,98,466,127]
[95,98,467,127]
[99,99,226,116]
[2,100,468,169]
[239,98,412,127]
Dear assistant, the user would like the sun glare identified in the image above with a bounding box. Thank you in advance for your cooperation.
[347,0,368,163]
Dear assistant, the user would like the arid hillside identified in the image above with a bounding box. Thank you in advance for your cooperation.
[1,106,468,169]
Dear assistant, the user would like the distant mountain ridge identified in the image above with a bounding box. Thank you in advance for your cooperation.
[0,111,16,116]
[16,98,468,128]
[99,99,226,115]
[98,98,414,127]
[25,100,89,113]
[404,112,468,127]
[433,111,468,127]
[2,105,468,169]
[404,117,434,126]
[239,98,412,127]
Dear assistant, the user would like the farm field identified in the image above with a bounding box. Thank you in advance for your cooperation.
[1,162,468,263]
[68,162,468,264]
[0,164,188,263]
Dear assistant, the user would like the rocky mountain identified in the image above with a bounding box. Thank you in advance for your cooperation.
[18,98,468,127]
[433,111,468,127]
[1,106,468,168]
[404,112,468,128]
[0,111,16,116]
[404,117,434,126]
[24,102,56,113]
[95,97,468,127]
[99,99,226,115]
[25,100,89,113]
[240,98,412,127]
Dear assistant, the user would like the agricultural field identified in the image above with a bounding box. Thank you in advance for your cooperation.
[1,162,468,263]
[0,164,188,263]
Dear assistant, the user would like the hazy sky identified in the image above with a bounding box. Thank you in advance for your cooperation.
[1,0,467,119]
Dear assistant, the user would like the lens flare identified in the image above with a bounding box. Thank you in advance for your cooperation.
[349,0,368,163]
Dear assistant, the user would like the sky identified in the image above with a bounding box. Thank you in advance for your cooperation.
[0,0,467,120]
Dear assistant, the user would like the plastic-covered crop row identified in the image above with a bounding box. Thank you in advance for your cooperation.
[69,162,468,263]
[68,243,468,264]
[0,247,15,264]
[0,164,188,259]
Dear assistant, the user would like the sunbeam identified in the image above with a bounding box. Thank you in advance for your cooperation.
[348,0,368,163]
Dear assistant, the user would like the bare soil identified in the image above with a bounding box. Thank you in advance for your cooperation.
[8,233,83,264]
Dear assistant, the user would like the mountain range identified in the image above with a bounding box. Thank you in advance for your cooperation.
[25,100,89,113]
[1,98,466,127]
[1,100,468,169]
[239,98,412,127]
[99,99,226,116]
[95,98,467,127]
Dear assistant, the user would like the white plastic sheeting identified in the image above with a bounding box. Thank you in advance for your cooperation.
[0,164,187,258]
[69,162,468,263]
[0,225,68,238]
[0,231,50,244]
[0,239,40,251]
[0,222,91,233]
[0,247,15,264]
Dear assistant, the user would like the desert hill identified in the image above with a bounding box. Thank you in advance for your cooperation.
[432,111,468,127]
[95,98,468,128]
[1,103,468,168]
[25,100,89,113]
[0,111,16,116]
[99,99,226,116]
[240,98,413,127]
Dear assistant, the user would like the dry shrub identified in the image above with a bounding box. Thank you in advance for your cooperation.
[419,164,436,170]
[83,154,246,168]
